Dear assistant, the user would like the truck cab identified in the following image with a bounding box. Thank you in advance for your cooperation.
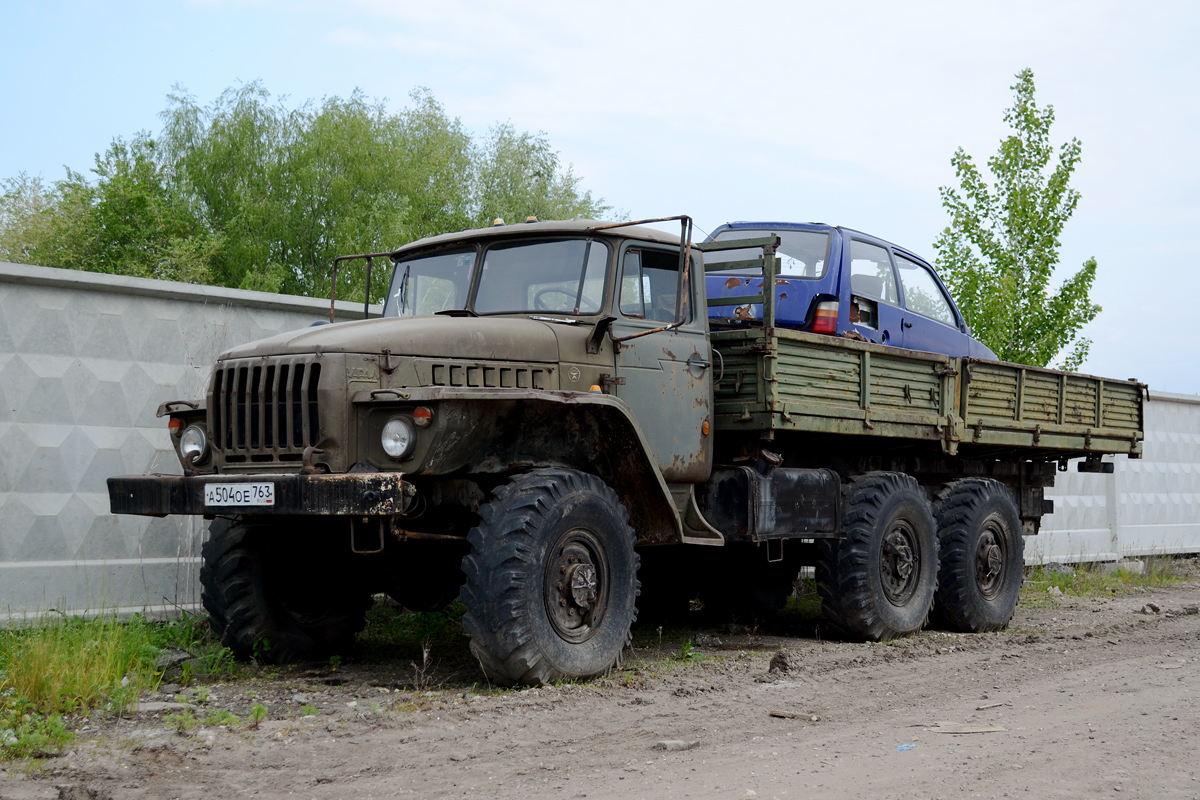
[704,221,998,359]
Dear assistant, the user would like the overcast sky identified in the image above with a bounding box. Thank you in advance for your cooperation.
[2,1,1197,393]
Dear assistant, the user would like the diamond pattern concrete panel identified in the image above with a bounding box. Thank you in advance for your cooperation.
[1041,392,1200,563]
[1,262,357,614]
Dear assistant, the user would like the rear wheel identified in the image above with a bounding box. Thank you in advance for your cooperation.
[459,470,640,685]
[816,472,938,640]
[200,517,372,663]
[931,478,1024,632]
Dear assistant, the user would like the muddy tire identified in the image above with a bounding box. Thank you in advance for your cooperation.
[200,517,372,663]
[816,472,938,640]
[460,470,640,685]
[930,478,1024,632]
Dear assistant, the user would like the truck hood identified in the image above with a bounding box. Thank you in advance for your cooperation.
[218,315,561,362]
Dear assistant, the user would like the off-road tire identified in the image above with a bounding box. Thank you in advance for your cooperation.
[816,472,938,640]
[930,478,1024,632]
[200,517,372,663]
[459,470,640,685]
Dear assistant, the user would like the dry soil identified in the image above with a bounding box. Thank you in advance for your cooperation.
[4,581,1200,800]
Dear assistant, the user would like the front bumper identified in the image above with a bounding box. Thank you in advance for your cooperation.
[107,472,408,517]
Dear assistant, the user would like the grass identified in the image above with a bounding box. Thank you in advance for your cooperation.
[354,598,470,664]
[0,614,159,715]
[0,609,237,761]
[1022,556,1194,600]
[0,614,156,759]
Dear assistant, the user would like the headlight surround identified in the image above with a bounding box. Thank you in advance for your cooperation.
[180,424,209,462]
[381,417,416,460]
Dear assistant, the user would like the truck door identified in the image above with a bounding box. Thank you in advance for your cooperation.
[847,239,904,346]
[609,244,713,483]
[894,253,969,357]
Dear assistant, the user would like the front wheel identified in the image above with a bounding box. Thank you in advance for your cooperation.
[459,470,640,685]
[816,472,938,640]
[200,518,372,663]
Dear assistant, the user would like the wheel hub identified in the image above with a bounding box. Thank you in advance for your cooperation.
[567,562,598,608]
[975,521,1006,599]
[880,523,920,605]
[544,530,609,644]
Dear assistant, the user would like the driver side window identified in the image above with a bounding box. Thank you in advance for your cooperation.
[619,248,692,323]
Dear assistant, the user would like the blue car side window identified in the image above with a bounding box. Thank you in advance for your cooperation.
[849,241,899,304]
[895,255,955,326]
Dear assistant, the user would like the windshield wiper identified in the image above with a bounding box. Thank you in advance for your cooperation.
[435,309,479,318]
[529,315,582,326]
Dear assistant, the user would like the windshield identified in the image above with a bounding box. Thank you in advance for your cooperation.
[385,248,476,317]
[705,228,831,278]
[384,238,610,318]
[474,239,609,315]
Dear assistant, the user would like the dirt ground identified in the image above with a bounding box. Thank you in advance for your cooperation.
[4,580,1200,800]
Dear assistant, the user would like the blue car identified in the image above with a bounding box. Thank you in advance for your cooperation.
[704,221,998,360]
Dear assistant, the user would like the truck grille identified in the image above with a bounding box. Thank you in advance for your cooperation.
[210,358,322,463]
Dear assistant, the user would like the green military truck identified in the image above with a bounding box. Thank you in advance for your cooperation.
[108,217,1144,685]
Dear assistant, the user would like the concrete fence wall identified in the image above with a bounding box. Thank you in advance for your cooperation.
[1033,390,1200,564]
[1,261,1198,618]
[0,261,376,619]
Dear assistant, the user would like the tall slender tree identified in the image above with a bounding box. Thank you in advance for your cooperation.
[934,69,1100,370]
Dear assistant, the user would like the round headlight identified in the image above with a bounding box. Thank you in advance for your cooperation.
[180,424,208,462]
[381,417,416,460]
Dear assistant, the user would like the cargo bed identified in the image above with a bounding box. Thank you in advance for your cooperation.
[699,238,1144,461]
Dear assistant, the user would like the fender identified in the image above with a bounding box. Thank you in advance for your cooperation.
[353,387,684,545]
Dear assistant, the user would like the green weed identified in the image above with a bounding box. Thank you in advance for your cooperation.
[249,702,268,729]
[1023,556,1189,600]
[354,599,470,664]
[0,698,71,761]
[300,704,319,717]
[251,637,272,662]
[204,708,240,726]
[164,708,200,733]
[147,610,237,679]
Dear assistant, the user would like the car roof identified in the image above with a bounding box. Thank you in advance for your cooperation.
[711,221,933,266]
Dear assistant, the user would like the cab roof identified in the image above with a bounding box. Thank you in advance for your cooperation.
[391,218,683,258]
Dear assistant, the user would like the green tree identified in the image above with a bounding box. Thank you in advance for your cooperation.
[2,84,614,301]
[934,69,1100,370]
[159,83,416,297]
[472,123,612,227]
[0,136,217,283]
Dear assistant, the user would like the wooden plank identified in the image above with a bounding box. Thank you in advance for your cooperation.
[703,257,773,272]
[708,294,765,307]
[861,351,871,410]
[695,235,779,252]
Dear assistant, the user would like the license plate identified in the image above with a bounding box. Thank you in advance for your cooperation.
[204,482,275,507]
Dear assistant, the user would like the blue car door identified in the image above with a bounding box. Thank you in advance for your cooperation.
[893,253,969,357]
[846,239,904,347]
